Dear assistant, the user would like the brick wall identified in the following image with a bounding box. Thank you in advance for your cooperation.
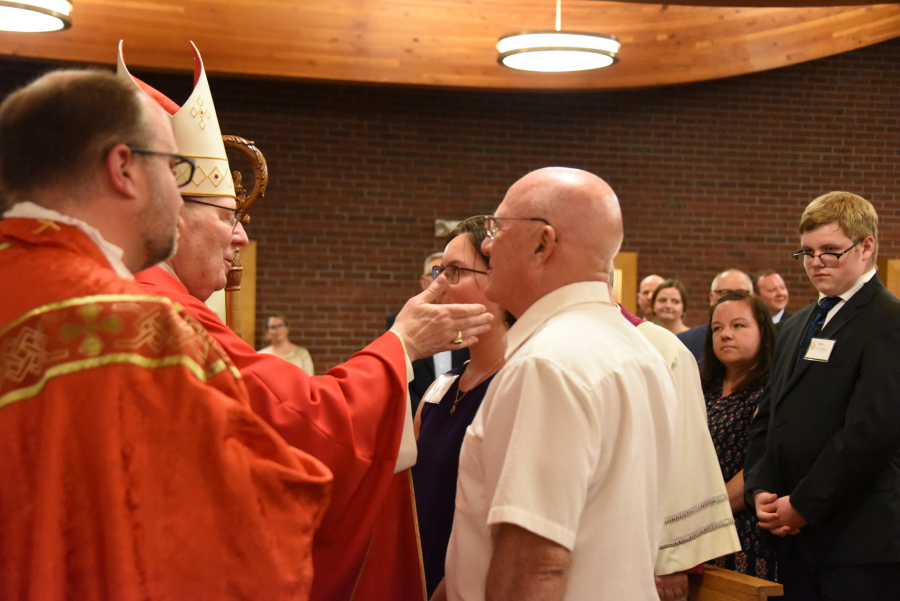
[2,39,898,372]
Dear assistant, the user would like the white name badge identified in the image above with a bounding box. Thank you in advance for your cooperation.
[422,373,459,404]
[804,338,836,362]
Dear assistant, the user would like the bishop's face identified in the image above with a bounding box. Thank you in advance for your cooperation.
[168,195,248,301]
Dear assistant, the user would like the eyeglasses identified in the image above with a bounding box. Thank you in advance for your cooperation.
[183,198,242,231]
[793,239,862,267]
[266,323,286,330]
[127,146,196,187]
[483,216,551,239]
[432,264,487,284]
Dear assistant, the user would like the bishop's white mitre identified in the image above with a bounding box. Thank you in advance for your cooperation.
[117,40,234,199]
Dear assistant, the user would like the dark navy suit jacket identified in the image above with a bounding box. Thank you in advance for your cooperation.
[676,323,707,362]
[744,275,900,565]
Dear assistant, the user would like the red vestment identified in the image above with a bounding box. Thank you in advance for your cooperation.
[136,266,424,601]
[0,218,332,600]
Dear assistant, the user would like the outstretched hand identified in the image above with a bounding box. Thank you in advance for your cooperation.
[391,274,494,362]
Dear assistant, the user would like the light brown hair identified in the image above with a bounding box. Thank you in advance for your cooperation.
[651,278,689,313]
[799,191,878,264]
[0,69,154,203]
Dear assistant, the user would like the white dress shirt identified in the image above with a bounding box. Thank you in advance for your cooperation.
[820,268,876,328]
[445,282,678,601]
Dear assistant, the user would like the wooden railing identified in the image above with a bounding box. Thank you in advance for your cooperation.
[689,566,783,601]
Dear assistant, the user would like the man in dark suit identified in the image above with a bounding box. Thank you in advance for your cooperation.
[677,268,753,361]
[744,191,900,600]
[754,269,792,331]
[387,252,469,413]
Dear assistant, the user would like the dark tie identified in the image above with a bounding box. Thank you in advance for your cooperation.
[795,296,841,367]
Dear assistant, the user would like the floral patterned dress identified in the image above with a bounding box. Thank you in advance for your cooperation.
[703,381,779,582]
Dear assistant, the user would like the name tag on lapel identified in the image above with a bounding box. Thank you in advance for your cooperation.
[423,373,459,403]
[804,338,836,362]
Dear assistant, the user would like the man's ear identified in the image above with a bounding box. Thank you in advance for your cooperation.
[105,144,139,200]
[174,210,187,244]
[861,236,876,261]
[531,225,557,266]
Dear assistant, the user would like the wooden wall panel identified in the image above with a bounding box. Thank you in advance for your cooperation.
[0,1,898,90]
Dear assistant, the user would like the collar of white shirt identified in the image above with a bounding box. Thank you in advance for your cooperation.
[818,267,876,304]
[505,281,611,359]
[3,201,133,279]
[818,267,876,327]
[772,308,785,323]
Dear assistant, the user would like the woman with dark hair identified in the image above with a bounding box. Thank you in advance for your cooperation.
[652,278,690,335]
[701,291,778,581]
[412,215,512,598]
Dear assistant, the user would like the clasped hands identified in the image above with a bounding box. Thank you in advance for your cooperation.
[754,492,807,537]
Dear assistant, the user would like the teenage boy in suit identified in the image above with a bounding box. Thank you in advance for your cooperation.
[744,191,900,600]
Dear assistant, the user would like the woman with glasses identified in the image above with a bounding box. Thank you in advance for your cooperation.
[412,216,513,599]
[701,291,779,581]
[258,314,314,376]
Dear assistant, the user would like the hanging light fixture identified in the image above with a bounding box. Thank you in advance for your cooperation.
[497,0,619,72]
[0,1,73,33]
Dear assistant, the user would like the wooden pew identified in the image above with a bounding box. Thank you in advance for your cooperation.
[689,565,784,600]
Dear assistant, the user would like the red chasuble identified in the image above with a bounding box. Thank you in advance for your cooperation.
[136,266,423,601]
[0,218,332,600]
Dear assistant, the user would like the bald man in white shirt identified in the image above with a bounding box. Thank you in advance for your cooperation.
[440,168,678,601]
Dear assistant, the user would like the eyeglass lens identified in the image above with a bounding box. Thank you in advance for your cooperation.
[484,217,497,237]
[795,240,861,266]
[183,198,241,231]
[799,253,842,267]
[432,265,461,283]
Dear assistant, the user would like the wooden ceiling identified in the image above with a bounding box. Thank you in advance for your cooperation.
[0,1,898,90]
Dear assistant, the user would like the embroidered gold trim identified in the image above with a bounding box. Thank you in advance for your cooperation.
[2,295,242,405]
[173,191,235,197]
[184,153,228,160]
[33,220,61,234]
[0,353,230,410]
[0,294,173,339]
[408,471,428,601]
[664,494,728,524]
[659,518,736,549]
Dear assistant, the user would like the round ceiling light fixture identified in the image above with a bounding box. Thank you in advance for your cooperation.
[0,1,73,33]
[497,1,619,73]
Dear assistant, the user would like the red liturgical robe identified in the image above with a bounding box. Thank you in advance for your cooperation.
[136,266,420,601]
[0,218,332,600]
